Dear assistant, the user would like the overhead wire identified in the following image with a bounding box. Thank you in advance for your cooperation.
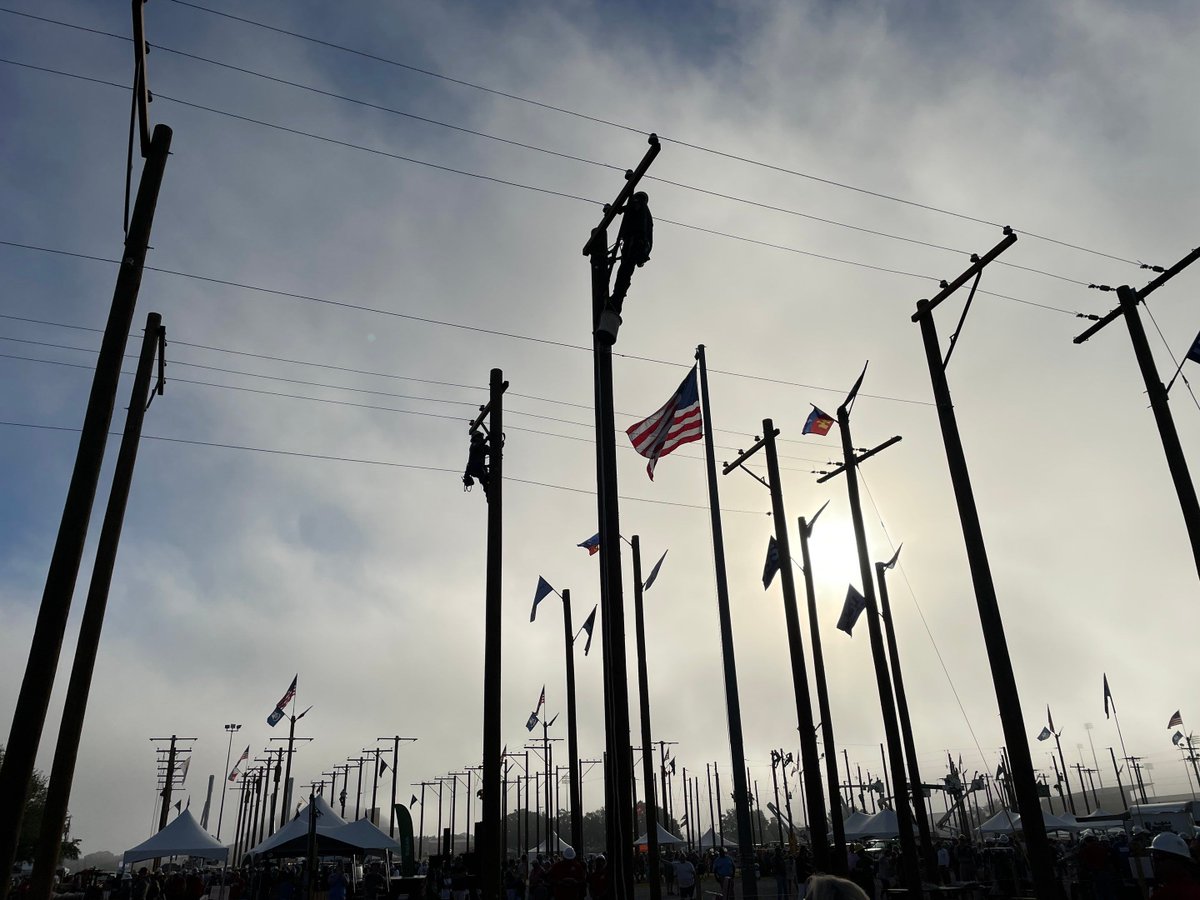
[0,311,850,452]
[155,0,1140,268]
[857,469,992,778]
[0,346,833,469]
[1142,300,1200,415]
[0,7,1093,289]
[0,239,939,408]
[0,419,770,515]
[0,56,1093,321]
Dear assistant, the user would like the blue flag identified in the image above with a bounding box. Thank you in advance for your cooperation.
[762,536,781,589]
[531,577,555,622]
[837,586,868,635]
[579,605,598,656]
[642,550,668,592]
[1187,330,1200,364]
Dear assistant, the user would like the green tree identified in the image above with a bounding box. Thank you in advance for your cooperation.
[0,747,82,865]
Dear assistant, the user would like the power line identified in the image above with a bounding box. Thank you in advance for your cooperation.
[0,7,1092,289]
[0,311,850,451]
[0,238,941,407]
[0,419,769,515]
[857,470,992,780]
[0,56,1091,320]
[154,0,1142,268]
[0,348,833,469]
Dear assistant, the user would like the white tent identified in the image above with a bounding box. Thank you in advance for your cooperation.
[633,824,686,845]
[246,794,348,858]
[123,809,229,865]
[695,828,736,849]
[331,819,403,852]
[979,810,1021,835]
[854,809,902,839]
[979,809,1078,835]
[1043,812,1081,832]
[527,834,573,855]
[842,811,872,836]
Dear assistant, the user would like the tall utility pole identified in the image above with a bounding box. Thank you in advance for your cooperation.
[1047,711,1077,816]
[629,536,661,900]
[0,123,173,893]
[1109,748,1129,811]
[378,735,418,836]
[411,780,434,858]
[911,229,1058,898]
[470,368,506,899]
[796,505,846,873]
[583,135,660,899]
[874,549,935,874]
[367,748,384,825]
[694,346,758,897]
[816,370,920,895]
[270,719,311,827]
[29,315,166,899]
[721,421,829,871]
[1074,246,1200,581]
[268,748,284,834]
[657,741,678,833]
[217,724,242,839]
[560,589,584,853]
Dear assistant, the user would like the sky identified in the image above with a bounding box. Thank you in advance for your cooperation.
[2,0,1200,857]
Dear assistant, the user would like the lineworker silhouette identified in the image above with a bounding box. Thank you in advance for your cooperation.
[610,191,652,315]
[463,430,490,494]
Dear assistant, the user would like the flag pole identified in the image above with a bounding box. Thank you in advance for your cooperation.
[821,393,922,895]
[1047,710,1077,815]
[726,421,829,871]
[1110,700,1144,804]
[561,589,583,852]
[875,554,936,875]
[797,508,847,873]
[695,344,758,897]
[630,536,662,900]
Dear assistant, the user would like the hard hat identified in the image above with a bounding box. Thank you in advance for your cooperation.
[1151,832,1192,861]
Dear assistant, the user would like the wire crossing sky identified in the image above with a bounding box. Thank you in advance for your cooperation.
[1,0,1199,856]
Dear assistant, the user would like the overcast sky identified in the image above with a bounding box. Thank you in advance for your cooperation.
[2,0,1199,856]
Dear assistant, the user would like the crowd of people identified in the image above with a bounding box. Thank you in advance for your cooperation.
[13,825,1200,899]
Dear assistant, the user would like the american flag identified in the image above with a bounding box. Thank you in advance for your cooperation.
[536,685,546,712]
[275,675,298,712]
[626,366,702,480]
[1169,710,1184,728]
[228,745,250,782]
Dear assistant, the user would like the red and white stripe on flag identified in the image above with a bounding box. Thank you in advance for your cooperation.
[626,366,703,480]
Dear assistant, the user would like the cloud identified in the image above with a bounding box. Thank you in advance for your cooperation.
[1,0,1198,855]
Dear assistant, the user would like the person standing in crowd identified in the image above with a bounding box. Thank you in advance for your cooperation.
[1150,832,1200,899]
[674,854,696,900]
[711,848,734,900]
[547,848,586,900]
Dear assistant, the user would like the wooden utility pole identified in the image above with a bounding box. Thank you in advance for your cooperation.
[911,228,1059,897]
[29,315,165,898]
[583,135,660,899]
[471,368,506,896]
[1074,247,1200,581]
[796,505,846,873]
[817,370,919,894]
[722,422,829,870]
[0,122,173,891]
